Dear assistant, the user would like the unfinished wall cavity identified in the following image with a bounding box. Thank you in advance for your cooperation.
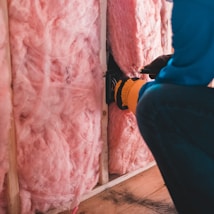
[107,0,172,175]
[1,0,105,213]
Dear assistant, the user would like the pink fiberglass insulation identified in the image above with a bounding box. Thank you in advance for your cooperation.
[108,104,154,174]
[0,7,11,213]
[107,0,172,175]
[8,0,103,213]
[107,0,172,77]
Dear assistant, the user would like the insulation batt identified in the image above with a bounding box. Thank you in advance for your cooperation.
[108,0,172,77]
[107,0,172,174]
[108,105,154,174]
[8,0,103,213]
[0,8,11,214]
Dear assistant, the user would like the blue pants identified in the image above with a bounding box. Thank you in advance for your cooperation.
[136,83,214,214]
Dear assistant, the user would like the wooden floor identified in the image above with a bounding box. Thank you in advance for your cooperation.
[75,165,177,214]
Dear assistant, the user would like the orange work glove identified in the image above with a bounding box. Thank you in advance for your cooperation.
[114,77,146,114]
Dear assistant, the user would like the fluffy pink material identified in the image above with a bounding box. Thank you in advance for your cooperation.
[107,0,172,174]
[8,0,103,213]
[108,104,154,174]
[0,8,11,213]
[107,0,172,77]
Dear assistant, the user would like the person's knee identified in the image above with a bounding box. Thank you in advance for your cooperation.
[136,84,159,135]
[136,83,174,135]
[136,83,179,117]
[136,84,163,119]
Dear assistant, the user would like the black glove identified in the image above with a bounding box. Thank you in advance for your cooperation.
[141,54,172,79]
[106,53,127,104]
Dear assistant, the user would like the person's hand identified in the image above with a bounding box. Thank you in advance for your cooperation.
[114,77,138,110]
[141,54,172,79]
[114,77,146,113]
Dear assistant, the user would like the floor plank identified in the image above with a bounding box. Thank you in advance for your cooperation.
[76,165,177,214]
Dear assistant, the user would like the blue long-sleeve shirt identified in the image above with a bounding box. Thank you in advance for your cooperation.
[139,0,214,100]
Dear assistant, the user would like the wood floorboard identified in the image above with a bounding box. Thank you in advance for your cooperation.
[75,165,177,214]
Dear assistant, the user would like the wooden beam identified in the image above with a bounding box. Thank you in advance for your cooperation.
[7,123,20,214]
[0,0,21,213]
[99,0,109,185]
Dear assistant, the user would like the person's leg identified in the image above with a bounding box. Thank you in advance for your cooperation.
[136,83,214,214]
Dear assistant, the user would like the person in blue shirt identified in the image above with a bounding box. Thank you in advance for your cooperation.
[113,0,214,213]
